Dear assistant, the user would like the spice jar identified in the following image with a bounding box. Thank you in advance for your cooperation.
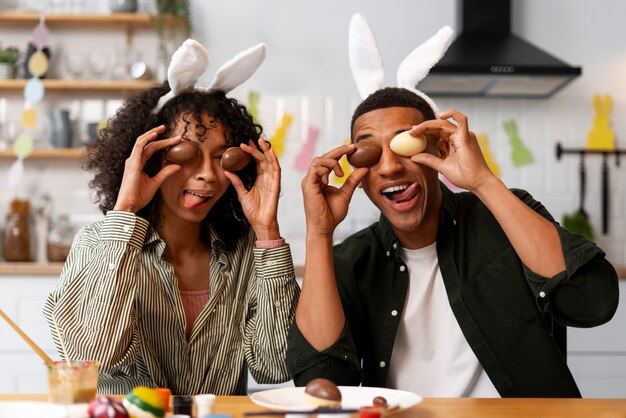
[46,214,74,262]
[3,199,32,262]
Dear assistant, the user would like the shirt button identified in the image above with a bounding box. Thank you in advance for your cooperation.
[123,225,130,232]
[392,243,398,249]
[386,251,390,257]
[539,291,546,298]
[273,300,281,307]
[379,361,386,368]
[108,263,115,270]
[391,310,398,316]
[399,265,406,272]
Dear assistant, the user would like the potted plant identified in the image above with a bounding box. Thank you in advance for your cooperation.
[154,0,192,80]
[0,45,19,80]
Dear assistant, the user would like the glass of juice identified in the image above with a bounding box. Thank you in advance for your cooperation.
[47,360,99,404]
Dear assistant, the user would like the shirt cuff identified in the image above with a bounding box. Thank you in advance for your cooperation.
[256,237,286,248]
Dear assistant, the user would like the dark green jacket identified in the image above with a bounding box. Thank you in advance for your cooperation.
[287,185,619,397]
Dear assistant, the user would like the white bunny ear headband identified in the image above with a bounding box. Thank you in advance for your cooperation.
[349,13,454,117]
[152,39,267,114]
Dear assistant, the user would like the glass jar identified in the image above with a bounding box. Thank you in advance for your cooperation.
[3,212,31,262]
[46,215,74,262]
[47,214,74,262]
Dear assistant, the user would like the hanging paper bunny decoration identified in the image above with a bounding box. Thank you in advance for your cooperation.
[152,39,267,114]
[586,94,615,151]
[349,13,454,117]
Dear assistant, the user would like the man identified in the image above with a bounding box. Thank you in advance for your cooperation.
[286,84,619,397]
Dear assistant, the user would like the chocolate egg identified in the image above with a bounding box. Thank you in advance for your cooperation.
[304,378,342,409]
[164,141,200,165]
[347,142,382,168]
[372,396,388,409]
[221,147,251,171]
[390,131,427,157]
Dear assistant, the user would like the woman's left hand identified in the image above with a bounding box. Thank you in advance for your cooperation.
[223,138,281,240]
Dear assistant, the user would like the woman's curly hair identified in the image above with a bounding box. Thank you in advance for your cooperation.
[85,83,263,250]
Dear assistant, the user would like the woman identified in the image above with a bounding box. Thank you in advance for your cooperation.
[44,40,299,395]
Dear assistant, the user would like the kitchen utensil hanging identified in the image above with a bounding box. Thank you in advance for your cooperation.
[555,142,624,237]
[601,153,609,234]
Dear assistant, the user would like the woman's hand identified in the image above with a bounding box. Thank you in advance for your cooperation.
[409,109,496,193]
[114,125,182,213]
[224,139,282,241]
[301,144,369,237]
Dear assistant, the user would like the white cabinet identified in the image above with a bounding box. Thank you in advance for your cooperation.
[568,280,626,398]
[0,276,58,394]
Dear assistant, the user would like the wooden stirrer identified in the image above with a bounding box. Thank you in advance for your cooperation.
[0,308,55,366]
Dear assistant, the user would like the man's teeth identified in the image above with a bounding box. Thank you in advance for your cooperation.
[382,185,408,194]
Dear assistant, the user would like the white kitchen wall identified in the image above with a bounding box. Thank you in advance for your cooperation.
[1,0,624,266]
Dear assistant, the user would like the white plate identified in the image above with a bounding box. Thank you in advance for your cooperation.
[0,401,67,418]
[250,386,422,411]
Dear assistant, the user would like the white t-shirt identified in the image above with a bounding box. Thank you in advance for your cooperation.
[387,242,500,398]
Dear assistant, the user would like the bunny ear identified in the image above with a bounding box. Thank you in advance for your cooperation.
[397,26,454,90]
[168,39,210,94]
[206,43,267,94]
[349,13,385,99]
[153,39,210,113]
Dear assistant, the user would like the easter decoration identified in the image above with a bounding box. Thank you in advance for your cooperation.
[8,16,49,189]
[247,90,261,124]
[123,386,165,418]
[294,126,320,171]
[348,13,453,118]
[267,112,293,158]
[503,120,534,167]
[586,94,615,151]
[88,396,129,418]
[477,133,501,176]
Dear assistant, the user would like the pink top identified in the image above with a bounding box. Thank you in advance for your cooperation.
[179,237,285,338]
[180,289,210,338]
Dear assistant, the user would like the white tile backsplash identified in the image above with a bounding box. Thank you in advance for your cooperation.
[1,95,625,267]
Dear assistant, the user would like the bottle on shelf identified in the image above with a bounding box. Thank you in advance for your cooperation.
[3,199,32,262]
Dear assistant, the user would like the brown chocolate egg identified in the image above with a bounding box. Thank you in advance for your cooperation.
[221,147,251,171]
[164,141,200,165]
[347,142,382,168]
[304,378,342,409]
[373,396,388,409]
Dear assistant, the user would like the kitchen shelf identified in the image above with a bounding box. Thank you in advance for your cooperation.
[0,262,65,276]
[0,148,84,159]
[0,12,187,46]
[0,12,186,29]
[0,79,158,94]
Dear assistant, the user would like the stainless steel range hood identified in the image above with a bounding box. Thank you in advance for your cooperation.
[419,0,582,98]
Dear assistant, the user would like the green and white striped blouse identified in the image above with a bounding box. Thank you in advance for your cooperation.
[43,211,300,395]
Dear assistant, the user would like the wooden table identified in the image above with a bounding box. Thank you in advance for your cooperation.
[1,394,625,418]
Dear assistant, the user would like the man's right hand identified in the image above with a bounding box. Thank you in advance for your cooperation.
[301,144,369,237]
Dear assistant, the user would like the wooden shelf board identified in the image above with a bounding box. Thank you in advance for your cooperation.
[0,12,185,28]
[0,148,84,158]
[0,262,65,275]
[0,79,158,93]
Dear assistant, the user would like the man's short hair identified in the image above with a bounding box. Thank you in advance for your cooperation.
[350,87,436,140]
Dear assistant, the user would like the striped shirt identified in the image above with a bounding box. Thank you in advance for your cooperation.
[43,211,300,395]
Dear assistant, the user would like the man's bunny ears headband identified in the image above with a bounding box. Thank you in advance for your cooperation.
[349,13,454,117]
[152,39,267,114]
